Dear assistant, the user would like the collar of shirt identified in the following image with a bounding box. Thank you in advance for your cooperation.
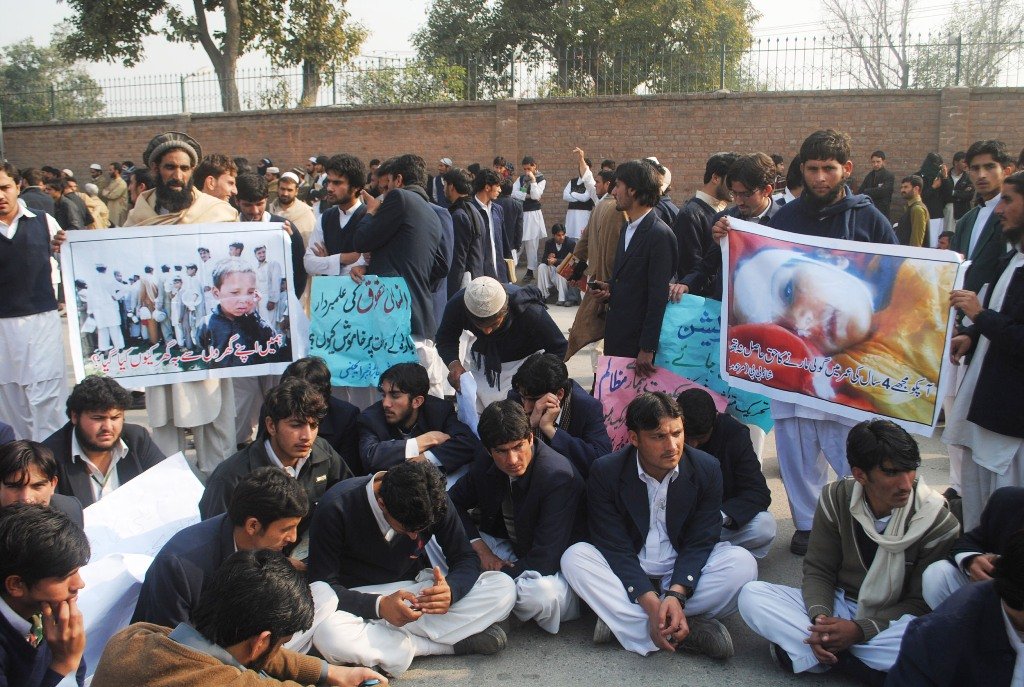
[475,196,493,213]
[873,513,892,534]
[71,432,129,483]
[623,208,653,249]
[0,201,34,240]
[341,199,363,217]
[635,452,679,486]
[1001,603,1024,674]
[695,190,727,213]
[0,594,30,636]
[366,472,396,541]
[263,439,307,478]
[169,623,247,672]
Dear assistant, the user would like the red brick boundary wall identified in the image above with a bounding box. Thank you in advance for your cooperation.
[7,87,1024,226]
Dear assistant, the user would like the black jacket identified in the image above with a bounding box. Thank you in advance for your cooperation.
[951,204,1008,295]
[448,199,486,298]
[46,422,166,508]
[541,237,576,268]
[587,444,723,601]
[357,395,481,474]
[951,172,976,220]
[19,187,55,217]
[673,196,719,298]
[448,440,585,578]
[605,210,678,358]
[696,413,771,528]
[857,168,895,219]
[496,194,524,251]
[50,493,84,530]
[949,486,1024,562]
[308,475,481,619]
[769,187,898,244]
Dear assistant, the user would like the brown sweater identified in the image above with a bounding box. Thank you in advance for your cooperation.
[90,623,325,687]
[802,478,959,641]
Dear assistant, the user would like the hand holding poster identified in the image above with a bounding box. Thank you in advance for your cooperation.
[60,223,301,385]
[720,219,966,433]
[309,275,418,387]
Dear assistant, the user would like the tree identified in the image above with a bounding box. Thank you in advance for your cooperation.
[341,58,467,105]
[0,40,105,122]
[413,0,757,98]
[823,0,915,89]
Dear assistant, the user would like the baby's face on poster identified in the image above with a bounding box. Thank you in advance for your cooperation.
[214,272,258,317]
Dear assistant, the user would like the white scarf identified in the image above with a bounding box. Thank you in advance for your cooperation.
[849,477,945,619]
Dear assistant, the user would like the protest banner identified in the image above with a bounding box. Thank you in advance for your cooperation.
[61,223,301,385]
[595,355,728,450]
[721,219,966,434]
[309,275,419,387]
[75,453,204,681]
[656,296,773,434]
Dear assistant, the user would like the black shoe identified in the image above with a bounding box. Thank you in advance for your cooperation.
[678,616,733,659]
[790,529,810,556]
[453,623,507,655]
[769,643,793,673]
[522,269,535,283]
[836,650,887,686]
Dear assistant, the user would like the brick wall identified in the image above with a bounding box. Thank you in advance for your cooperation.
[7,87,1024,227]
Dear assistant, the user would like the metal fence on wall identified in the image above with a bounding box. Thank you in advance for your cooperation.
[3,33,1023,123]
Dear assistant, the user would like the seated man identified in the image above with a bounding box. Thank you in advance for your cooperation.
[676,389,775,558]
[922,486,1024,609]
[308,461,517,677]
[739,419,959,678]
[887,529,1024,687]
[44,376,165,507]
[94,549,385,687]
[510,353,611,478]
[358,363,479,485]
[275,357,361,474]
[133,467,336,654]
[200,379,353,533]
[0,503,89,687]
[0,441,83,528]
[561,392,757,659]
[535,223,577,306]
[449,400,585,633]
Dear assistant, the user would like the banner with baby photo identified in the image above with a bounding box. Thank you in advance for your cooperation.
[61,222,302,386]
[720,218,967,434]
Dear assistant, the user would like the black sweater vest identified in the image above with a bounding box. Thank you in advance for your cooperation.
[518,174,544,212]
[567,178,595,211]
[0,212,58,317]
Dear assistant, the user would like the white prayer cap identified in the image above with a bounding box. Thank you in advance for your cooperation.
[308,156,318,163]
[62,168,74,178]
[89,163,102,171]
[266,166,279,175]
[464,277,507,318]
[439,157,453,166]
[281,172,300,184]
[84,183,99,196]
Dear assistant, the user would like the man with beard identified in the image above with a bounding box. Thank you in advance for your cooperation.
[895,175,929,247]
[713,129,897,556]
[125,132,239,477]
[100,162,129,227]
[93,549,387,687]
[269,171,315,243]
[43,376,165,508]
[303,155,368,281]
[944,171,1024,529]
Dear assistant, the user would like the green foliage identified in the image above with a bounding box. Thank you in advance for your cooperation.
[341,59,468,105]
[0,40,105,122]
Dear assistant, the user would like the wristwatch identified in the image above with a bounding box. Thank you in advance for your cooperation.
[663,590,688,608]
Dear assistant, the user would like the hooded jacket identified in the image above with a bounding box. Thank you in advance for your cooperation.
[768,186,898,245]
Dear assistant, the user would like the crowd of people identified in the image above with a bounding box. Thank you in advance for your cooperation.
[0,125,1022,687]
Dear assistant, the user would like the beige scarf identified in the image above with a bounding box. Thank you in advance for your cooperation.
[125,188,239,226]
[849,477,945,619]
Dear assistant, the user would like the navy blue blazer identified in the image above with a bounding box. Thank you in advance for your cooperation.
[696,413,771,528]
[308,475,481,620]
[587,444,723,601]
[952,206,1008,295]
[496,194,524,251]
[357,395,481,474]
[508,380,611,478]
[0,610,85,687]
[885,581,1014,686]
[353,186,446,338]
[950,486,1024,562]
[50,493,84,530]
[472,197,511,283]
[449,440,585,578]
[45,422,166,508]
[429,201,455,329]
[605,210,678,358]
[131,514,234,627]
[672,196,719,298]
[448,200,486,298]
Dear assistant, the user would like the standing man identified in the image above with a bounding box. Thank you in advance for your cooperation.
[560,393,757,658]
[714,129,897,556]
[511,156,546,283]
[304,154,368,281]
[496,173,524,266]
[443,168,485,298]
[86,264,125,354]
[0,163,67,441]
[895,175,930,247]
[125,132,240,475]
[431,157,452,204]
[264,166,280,197]
[100,162,128,227]
[253,244,283,333]
[856,150,895,219]
[944,171,1024,529]
[470,169,511,284]
[589,160,678,377]
[562,149,595,240]
[269,171,315,244]
[950,150,975,221]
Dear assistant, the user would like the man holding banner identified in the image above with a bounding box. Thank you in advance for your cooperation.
[714,129,897,555]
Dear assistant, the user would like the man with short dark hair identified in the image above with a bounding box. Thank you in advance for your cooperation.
[511,156,547,282]
[509,352,610,478]
[0,503,90,687]
[443,167,486,297]
[200,379,352,527]
[857,150,895,219]
[44,178,87,231]
[98,549,385,687]
[561,392,756,658]
[950,150,975,220]
[18,168,55,217]
[449,400,585,633]
[0,441,83,528]
[676,389,774,558]
[134,467,338,653]
[739,420,959,678]
[309,461,517,676]
[589,160,678,377]
[304,154,368,280]
[562,148,595,240]
[358,363,480,485]
[895,174,929,247]
[535,224,575,305]
[193,154,238,204]
[471,168,512,284]
[44,376,165,508]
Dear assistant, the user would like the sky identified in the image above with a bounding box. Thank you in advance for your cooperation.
[0,0,963,81]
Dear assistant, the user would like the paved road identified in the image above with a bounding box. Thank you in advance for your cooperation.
[109,299,949,685]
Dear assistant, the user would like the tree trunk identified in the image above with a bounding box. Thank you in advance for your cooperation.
[191,0,241,111]
[299,60,320,107]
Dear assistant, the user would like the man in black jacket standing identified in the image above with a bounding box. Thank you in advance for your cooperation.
[671,152,736,300]
[856,150,895,220]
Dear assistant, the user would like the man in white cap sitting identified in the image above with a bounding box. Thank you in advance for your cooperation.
[437,276,567,410]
